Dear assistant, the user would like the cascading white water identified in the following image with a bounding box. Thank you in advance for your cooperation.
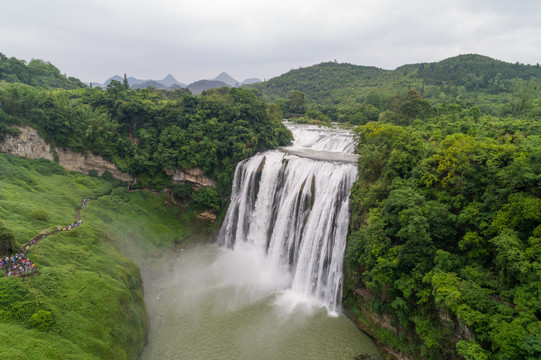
[287,123,357,153]
[218,124,358,313]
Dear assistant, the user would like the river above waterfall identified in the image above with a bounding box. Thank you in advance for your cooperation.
[139,245,380,360]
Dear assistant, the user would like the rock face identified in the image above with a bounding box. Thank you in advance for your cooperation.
[197,210,217,221]
[0,126,54,161]
[166,167,216,187]
[0,126,216,188]
[0,126,134,182]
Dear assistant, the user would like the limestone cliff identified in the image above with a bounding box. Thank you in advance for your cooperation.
[166,167,216,187]
[0,126,216,188]
[0,126,134,182]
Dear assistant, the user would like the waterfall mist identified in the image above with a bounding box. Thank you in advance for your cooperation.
[139,124,381,359]
[218,124,358,313]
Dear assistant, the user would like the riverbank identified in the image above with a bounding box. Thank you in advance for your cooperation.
[0,154,218,359]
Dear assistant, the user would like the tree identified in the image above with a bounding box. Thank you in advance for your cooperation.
[287,90,306,114]
[400,90,432,123]
[510,80,537,117]
[123,73,129,90]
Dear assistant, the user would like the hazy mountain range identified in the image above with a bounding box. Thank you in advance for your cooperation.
[90,73,261,93]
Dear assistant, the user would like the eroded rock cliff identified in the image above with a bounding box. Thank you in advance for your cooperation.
[0,126,134,182]
[0,126,216,188]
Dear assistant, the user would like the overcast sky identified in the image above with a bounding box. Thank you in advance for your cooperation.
[2,0,541,84]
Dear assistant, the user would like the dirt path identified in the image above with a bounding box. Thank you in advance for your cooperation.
[1,198,90,278]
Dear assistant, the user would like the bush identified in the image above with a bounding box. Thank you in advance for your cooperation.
[172,183,193,202]
[28,310,54,330]
[30,208,49,221]
[101,170,113,181]
[192,186,220,212]
[35,164,52,175]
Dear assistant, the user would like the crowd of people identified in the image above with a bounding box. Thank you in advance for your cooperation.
[81,198,89,209]
[0,252,38,277]
[61,219,82,231]
[1,198,90,278]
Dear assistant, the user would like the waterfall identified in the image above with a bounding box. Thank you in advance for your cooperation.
[218,124,358,313]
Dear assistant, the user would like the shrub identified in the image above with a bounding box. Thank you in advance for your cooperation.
[35,164,52,175]
[28,310,54,330]
[30,208,49,221]
[101,170,113,181]
[172,183,193,202]
[192,186,220,212]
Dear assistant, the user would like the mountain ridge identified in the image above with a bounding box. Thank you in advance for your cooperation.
[248,53,541,109]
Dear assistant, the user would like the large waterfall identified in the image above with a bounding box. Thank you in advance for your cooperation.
[218,123,358,313]
[140,124,381,359]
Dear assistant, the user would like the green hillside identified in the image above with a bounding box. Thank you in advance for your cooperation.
[251,62,391,104]
[0,152,224,359]
[0,53,86,89]
[0,81,292,196]
[250,54,541,115]
[1,52,540,360]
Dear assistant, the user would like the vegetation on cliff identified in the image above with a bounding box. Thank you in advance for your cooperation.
[0,153,216,358]
[0,81,291,198]
[344,95,541,359]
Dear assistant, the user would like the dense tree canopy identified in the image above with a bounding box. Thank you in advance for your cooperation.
[0,53,85,89]
[345,98,541,359]
[249,54,541,116]
[0,82,292,200]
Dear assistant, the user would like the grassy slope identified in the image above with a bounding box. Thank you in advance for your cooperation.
[0,154,214,359]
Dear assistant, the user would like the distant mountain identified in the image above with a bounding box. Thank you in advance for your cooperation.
[187,80,230,95]
[240,78,262,85]
[160,74,182,87]
[214,72,239,87]
[96,72,261,93]
[131,80,167,90]
[126,76,151,87]
[100,74,185,89]
[103,75,123,85]
[168,83,186,90]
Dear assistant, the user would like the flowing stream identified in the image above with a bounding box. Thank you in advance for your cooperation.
[140,123,380,359]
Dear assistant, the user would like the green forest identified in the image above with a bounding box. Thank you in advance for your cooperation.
[1,53,540,359]
[0,53,85,90]
[343,95,541,359]
[0,62,292,200]
[0,54,291,359]
[250,54,541,120]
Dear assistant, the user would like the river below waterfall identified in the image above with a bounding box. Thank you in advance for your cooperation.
[140,123,381,359]
[139,245,380,359]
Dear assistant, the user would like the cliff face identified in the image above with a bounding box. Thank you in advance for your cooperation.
[0,126,216,188]
[165,167,216,187]
[0,126,54,161]
[0,126,134,182]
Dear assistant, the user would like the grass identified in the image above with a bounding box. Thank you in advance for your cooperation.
[0,154,220,359]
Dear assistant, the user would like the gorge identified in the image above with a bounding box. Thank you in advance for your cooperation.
[140,124,381,359]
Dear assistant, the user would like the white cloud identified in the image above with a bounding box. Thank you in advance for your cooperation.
[1,0,540,83]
